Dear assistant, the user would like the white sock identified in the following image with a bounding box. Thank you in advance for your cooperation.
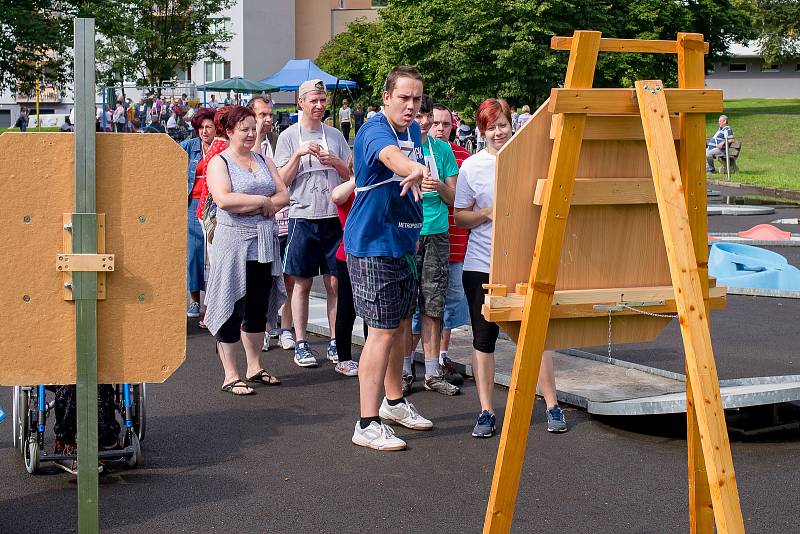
[424,359,440,378]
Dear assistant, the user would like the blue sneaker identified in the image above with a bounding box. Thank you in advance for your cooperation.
[472,410,496,438]
[294,341,318,368]
[326,340,338,364]
[546,405,567,433]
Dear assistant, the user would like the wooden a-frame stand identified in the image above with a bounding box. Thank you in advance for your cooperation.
[483,31,745,533]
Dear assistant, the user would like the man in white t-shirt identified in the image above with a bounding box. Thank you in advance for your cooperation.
[339,98,352,143]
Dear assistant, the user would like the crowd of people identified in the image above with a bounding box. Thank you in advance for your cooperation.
[180,65,567,452]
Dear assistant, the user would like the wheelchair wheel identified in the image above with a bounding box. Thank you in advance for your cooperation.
[124,431,141,468]
[12,386,31,455]
[133,384,146,442]
[24,437,40,474]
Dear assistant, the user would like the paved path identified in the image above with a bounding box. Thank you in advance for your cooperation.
[1,322,799,532]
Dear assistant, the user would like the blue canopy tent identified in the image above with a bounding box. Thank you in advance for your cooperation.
[260,59,358,128]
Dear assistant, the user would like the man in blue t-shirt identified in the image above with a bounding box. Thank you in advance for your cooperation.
[345,65,434,451]
[706,114,735,173]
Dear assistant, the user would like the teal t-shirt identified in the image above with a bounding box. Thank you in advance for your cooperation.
[421,136,459,235]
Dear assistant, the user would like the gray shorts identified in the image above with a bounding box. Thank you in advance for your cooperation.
[347,254,418,330]
[415,232,450,319]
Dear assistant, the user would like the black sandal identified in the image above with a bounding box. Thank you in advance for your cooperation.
[221,379,256,396]
[246,369,281,386]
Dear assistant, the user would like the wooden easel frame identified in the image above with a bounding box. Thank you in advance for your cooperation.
[483,31,744,534]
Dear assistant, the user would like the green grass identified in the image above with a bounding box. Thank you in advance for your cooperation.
[4,126,62,132]
[706,99,800,191]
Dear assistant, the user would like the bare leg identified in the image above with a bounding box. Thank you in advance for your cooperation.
[538,350,558,409]
[291,276,312,342]
[323,274,338,340]
[410,333,421,354]
[217,341,253,394]
[421,314,442,370]
[190,291,201,303]
[242,332,267,377]
[472,349,495,413]
[359,326,397,417]
[281,274,295,329]
[385,318,410,400]
[440,329,452,354]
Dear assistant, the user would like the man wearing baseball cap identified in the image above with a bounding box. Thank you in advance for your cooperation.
[274,79,351,369]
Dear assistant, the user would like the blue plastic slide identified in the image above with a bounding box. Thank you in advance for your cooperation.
[709,243,800,291]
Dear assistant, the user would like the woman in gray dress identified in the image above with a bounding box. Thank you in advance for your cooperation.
[204,106,290,395]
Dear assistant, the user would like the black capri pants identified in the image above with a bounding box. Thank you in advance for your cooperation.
[215,261,273,343]
[462,270,500,354]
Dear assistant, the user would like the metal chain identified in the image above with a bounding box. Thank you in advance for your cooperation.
[605,305,679,363]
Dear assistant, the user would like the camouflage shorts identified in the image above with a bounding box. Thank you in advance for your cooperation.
[415,231,450,319]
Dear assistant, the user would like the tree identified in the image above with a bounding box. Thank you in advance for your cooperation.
[755,0,800,64]
[0,0,77,94]
[84,0,235,90]
[317,0,757,118]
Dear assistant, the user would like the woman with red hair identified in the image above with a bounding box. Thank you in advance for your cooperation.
[454,98,566,438]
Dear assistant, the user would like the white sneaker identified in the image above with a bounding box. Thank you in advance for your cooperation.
[379,397,433,430]
[279,329,295,350]
[351,421,406,451]
[335,360,359,377]
[261,333,270,352]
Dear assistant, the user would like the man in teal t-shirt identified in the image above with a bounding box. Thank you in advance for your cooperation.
[404,94,461,397]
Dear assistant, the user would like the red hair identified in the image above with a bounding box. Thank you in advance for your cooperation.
[221,105,256,133]
[213,105,233,138]
[475,98,512,133]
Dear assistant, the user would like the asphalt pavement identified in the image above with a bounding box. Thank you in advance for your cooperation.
[2,320,800,533]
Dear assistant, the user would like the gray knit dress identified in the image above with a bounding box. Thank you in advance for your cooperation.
[204,152,286,336]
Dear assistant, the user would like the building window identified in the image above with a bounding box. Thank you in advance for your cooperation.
[796,64,800,72]
[728,63,747,73]
[204,61,230,83]
[210,17,232,34]
[761,63,780,72]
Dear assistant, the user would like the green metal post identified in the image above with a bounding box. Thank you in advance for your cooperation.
[73,18,100,533]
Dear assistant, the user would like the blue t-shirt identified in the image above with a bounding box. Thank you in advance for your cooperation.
[344,112,424,258]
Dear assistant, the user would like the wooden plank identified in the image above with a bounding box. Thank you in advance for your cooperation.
[486,284,726,308]
[484,294,725,322]
[63,214,108,301]
[533,178,655,205]
[678,31,715,534]
[56,253,114,272]
[550,114,681,140]
[551,35,709,54]
[637,79,744,534]
[484,30,601,534]
[549,88,723,114]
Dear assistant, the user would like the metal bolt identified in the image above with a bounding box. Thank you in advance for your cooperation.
[137,294,145,302]
[23,215,31,223]
[22,295,31,302]
[64,223,72,230]
[64,282,73,289]
[137,215,146,223]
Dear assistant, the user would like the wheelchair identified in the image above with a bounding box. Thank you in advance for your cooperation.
[11,383,146,474]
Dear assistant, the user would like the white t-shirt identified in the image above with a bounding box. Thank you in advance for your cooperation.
[166,115,177,129]
[339,107,352,123]
[454,149,496,273]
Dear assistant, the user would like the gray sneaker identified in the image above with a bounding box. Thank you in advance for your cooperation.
[546,405,568,433]
[424,373,460,396]
[472,410,496,438]
[351,421,406,451]
[187,301,201,318]
[293,341,318,368]
[401,371,414,396]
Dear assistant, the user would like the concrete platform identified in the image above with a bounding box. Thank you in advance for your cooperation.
[305,291,800,416]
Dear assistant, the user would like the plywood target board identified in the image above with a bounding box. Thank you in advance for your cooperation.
[0,132,187,385]
[486,102,723,349]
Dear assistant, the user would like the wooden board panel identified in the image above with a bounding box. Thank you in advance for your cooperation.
[550,115,681,140]
[533,178,656,205]
[551,35,709,55]
[0,132,187,385]
[549,88,723,114]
